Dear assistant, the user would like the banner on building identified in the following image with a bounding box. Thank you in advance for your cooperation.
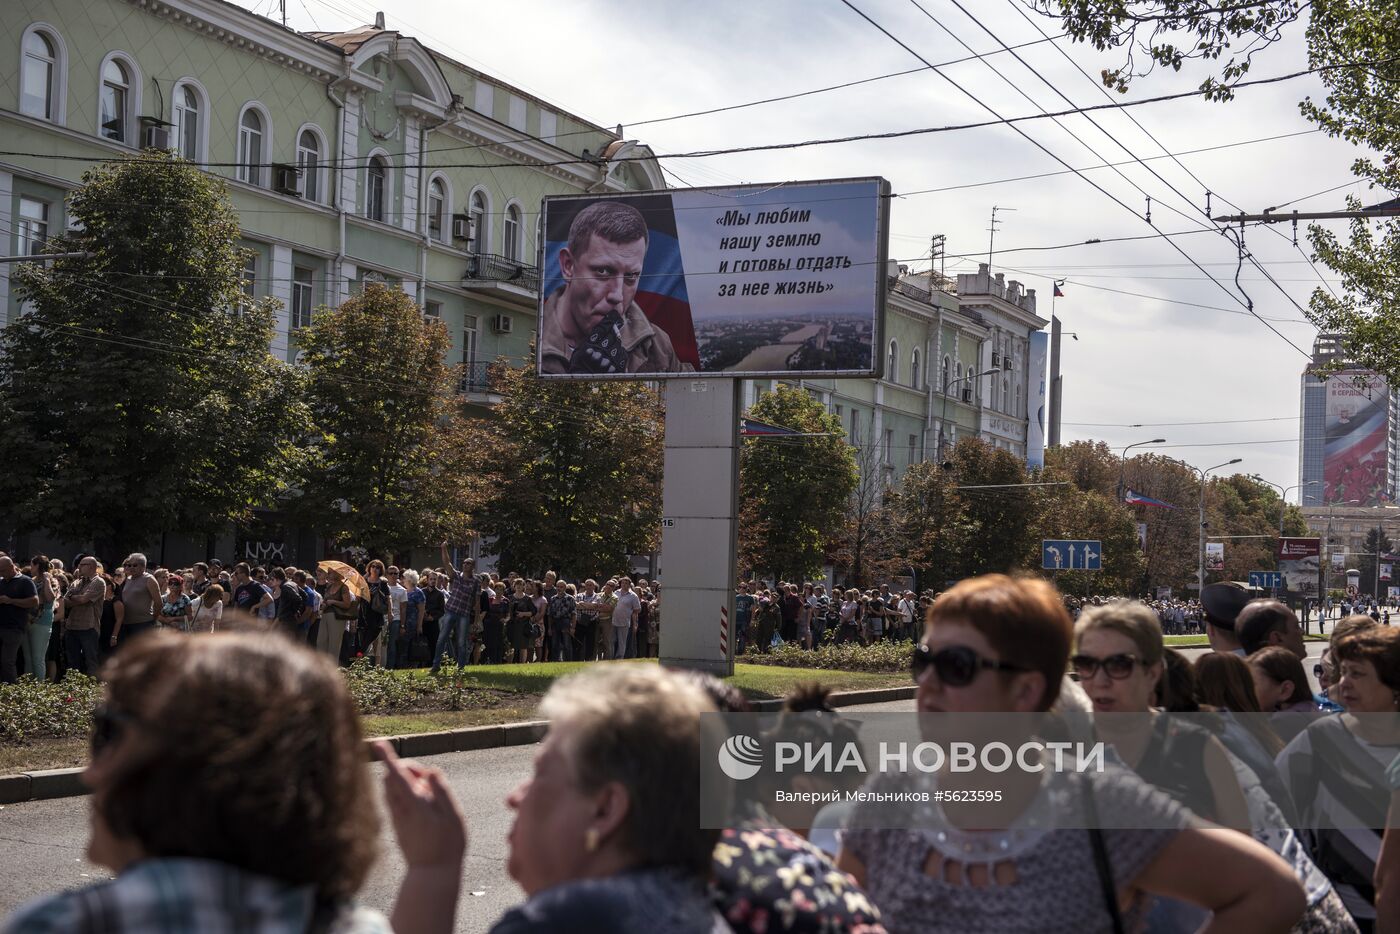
[1136,523,1148,552]
[1025,331,1049,469]
[537,177,890,380]
[1205,542,1225,571]
[1324,370,1389,504]
[1332,552,1346,572]
[1279,537,1323,598]
[1383,563,1393,582]
[1390,586,1399,601]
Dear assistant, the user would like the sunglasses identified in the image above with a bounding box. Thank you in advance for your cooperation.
[90,705,136,758]
[1313,664,1327,679]
[911,643,1029,687]
[1070,653,1144,680]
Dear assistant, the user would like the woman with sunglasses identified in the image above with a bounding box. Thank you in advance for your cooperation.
[1076,602,1354,934]
[836,575,1304,933]
[2,628,392,933]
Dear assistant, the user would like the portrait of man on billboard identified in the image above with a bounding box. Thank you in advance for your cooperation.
[539,200,694,376]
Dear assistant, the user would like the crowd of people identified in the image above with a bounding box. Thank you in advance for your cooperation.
[0,543,679,683]
[733,580,926,653]
[5,561,1400,932]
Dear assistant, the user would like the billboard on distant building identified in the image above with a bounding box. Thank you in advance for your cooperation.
[1026,331,1049,469]
[1280,537,1322,598]
[537,177,889,379]
[1324,370,1389,504]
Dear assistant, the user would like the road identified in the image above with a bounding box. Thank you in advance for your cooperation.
[0,646,1332,931]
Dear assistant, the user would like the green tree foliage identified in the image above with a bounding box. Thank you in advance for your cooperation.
[0,153,304,558]
[462,363,663,578]
[882,460,970,589]
[293,283,481,556]
[1036,0,1400,383]
[830,434,904,587]
[739,386,857,582]
[1356,525,1395,598]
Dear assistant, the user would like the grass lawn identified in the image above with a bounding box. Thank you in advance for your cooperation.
[396,659,909,700]
[1162,634,1330,648]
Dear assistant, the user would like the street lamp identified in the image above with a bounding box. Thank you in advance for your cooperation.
[1193,458,1243,596]
[938,368,1000,461]
[1117,439,1166,502]
[1252,476,1321,597]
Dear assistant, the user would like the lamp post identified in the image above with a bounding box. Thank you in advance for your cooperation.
[938,368,1000,461]
[1251,476,1320,597]
[1194,458,1243,596]
[1117,439,1166,503]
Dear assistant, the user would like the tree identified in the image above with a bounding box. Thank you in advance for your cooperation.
[738,386,857,583]
[945,439,1039,577]
[1357,525,1395,598]
[1036,0,1400,384]
[883,460,971,590]
[1033,466,1145,595]
[464,363,663,578]
[293,283,481,556]
[829,433,903,587]
[0,152,304,559]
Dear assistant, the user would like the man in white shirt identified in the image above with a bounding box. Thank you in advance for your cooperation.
[385,567,409,667]
[611,577,641,660]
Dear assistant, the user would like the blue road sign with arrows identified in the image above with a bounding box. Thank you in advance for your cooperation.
[1042,540,1102,571]
[1248,571,1283,590]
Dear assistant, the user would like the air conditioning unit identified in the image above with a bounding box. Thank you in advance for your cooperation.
[273,163,301,196]
[491,313,513,334]
[451,213,473,243]
[141,124,170,151]
[1003,356,1012,370]
[991,352,1000,368]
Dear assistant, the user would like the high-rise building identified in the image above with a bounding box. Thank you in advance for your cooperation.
[1299,334,1400,506]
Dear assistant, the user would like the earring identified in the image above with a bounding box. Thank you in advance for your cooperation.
[584,828,600,853]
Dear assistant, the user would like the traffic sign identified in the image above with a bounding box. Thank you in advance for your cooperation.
[1248,571,1282,590]
[1041,540,1102,571]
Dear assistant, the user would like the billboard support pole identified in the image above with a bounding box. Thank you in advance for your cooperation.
[658,378,739,676]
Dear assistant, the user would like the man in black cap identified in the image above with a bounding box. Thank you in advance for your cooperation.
[1200,580,1253,655]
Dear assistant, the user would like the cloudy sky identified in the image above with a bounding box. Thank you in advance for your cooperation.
[240,0,1374,494]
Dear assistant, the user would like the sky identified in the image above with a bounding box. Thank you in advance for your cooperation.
[237,0,1378,496]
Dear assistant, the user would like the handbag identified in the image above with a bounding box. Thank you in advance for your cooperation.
[1081,778,1126,934]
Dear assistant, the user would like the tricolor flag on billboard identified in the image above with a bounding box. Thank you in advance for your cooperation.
[1124,489,1177,510]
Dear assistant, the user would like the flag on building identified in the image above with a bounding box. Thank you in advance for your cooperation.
[740,418,799,437]
[1124,489,1177,509]
[1053,281,1065,298]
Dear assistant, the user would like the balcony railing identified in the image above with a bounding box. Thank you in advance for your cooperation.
[463,252,539,293]
[457,360,496,395]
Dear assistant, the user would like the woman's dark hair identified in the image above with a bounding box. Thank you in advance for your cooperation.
[1247,646,1311,707]
[1194,651,1283,756]
[97,630,377,899]
[1157,649,1200,712]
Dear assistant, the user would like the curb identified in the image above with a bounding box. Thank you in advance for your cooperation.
[0,686,913,804]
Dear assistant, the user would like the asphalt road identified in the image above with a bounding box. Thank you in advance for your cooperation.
[0,645,1333,932]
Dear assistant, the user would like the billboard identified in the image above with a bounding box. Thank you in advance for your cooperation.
[1205,542,1225,571]
[1025,331,1049,469]
[1324,370,1389,504]
[1279,537,1322,598]
[537,178,889,379]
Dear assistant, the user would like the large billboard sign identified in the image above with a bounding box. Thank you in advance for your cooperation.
[1278,536,1322,598]
[1025,331,1049,469]
[1324,370,1389,504]
[537,177,889,379]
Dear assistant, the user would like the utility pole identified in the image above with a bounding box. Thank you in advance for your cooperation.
[930,234,946,280]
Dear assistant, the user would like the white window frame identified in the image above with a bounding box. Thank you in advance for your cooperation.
[236,102,271,187]
[502,201,523,262]
[942,355,951,391]
[463,314,478,364]
[424,299,442,319]
[426,173,451,242]
[170,78,209,163]
[19,24,67,124]
[237,252,257,314]
[97,52,140,145]
[467,187,491,254]
[910,347,920,389]
[17,198,50,257]
[295,124,327,203]
[886,339,898,384]
[365,149,392,223]
[290,265,315,330]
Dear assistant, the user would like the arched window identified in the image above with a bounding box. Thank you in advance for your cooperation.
[469,190,487,254]
[173,83,202,161]
[503,203,522,261]
[296,128,323,202]
[427,177,446,241]
[20,28,60,120]
[1003,378,1010,413]
[910,348,920,389]
[942,355,951,391]
[237,107,265,186]
[887,340,898,383]
[99,58,131,142]
[366,156,388,221]
[1014,383,1022,418]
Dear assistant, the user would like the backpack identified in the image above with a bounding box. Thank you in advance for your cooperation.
[278,581,304,621]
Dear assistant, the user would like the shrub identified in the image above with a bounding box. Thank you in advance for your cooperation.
[0,672,104,743]
[341,658,439,714]
[742,641,914,673]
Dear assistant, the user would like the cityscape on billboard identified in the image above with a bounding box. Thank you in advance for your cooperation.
[1323,370,1389,504]
[537,178,889,379]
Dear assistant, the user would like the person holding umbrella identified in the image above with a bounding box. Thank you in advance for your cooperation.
[318,561,366,665]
